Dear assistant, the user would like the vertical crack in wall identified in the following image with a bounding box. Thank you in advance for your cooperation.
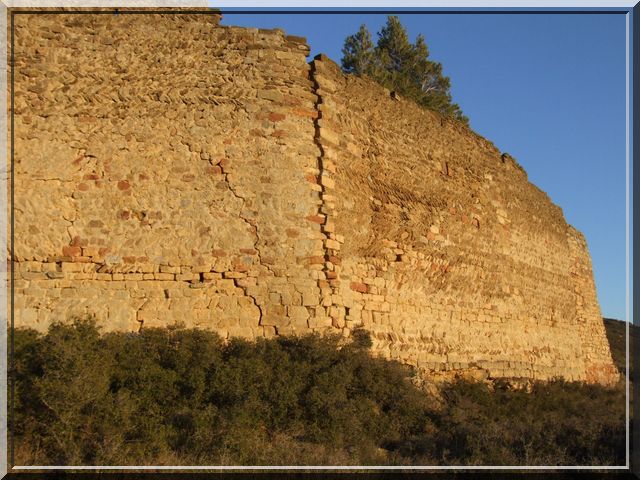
[135,301,146,333]
[309,57,344,331]
[218,163,266,324]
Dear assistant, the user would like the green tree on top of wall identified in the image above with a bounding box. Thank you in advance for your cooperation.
[341,16,468,125]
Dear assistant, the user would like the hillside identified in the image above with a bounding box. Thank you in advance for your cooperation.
[603,317,636,380]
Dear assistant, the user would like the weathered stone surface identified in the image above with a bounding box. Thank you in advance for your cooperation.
[9,11,617,386]
[309,55,617,386]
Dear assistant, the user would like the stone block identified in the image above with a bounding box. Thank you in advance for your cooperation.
[288,305,309,320]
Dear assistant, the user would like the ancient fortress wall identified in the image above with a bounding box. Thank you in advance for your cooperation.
[12,11,327,338]
[311,56,617,385]
[11,11,618,385]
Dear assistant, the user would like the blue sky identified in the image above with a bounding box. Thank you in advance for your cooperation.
[221,11,628,321]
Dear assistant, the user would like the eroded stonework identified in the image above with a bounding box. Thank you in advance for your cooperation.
[10,10,618,385]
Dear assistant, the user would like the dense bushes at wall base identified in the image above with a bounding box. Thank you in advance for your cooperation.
[11,319,626,466]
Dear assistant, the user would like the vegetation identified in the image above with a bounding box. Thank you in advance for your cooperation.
[11,318,625,466]
[341,16,468,124]
[603,317,636,380]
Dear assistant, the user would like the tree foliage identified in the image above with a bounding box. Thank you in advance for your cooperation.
[341,16,468,124]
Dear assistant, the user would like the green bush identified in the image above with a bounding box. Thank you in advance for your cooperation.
[10,318,626,466]
[430,378,626,466]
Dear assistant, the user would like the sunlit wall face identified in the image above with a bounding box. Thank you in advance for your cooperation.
[221,10,627,321]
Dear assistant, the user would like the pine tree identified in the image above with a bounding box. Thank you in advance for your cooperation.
[376,15,415,92]
[341,24,376,76]
[340,16,468,125]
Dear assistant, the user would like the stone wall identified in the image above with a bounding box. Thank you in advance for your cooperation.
[310,55,618,385]
[12,11,330,338]
[10,11,618,385]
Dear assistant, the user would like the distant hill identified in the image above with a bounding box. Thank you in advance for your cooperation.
[603,317,636,380]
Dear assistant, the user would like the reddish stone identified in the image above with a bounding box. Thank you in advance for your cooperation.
[291,108,319,119]
[119,210,130,220]
[308,256,325,265]
[98,247,110,256]
[326,271,338,279]
[427,231,437,241]
[70,236,88,247]
[117,180,130,191]
[240,248,257,255]
[233,263,249,273]
[304,173,318,184]
[329,255,341,266]
[88,220,103,228]
[329,279,341,288]
[449,207,457,215]
[350,282,368,293]
[206,166,223,175]
[191,249,198,257]
[305,215,325,224]
[182,174,195,182]
[123,256,137,264]
[223,138,233,145]
[62,246,82,257]
[272,130,287,139]
[219,158,231,170]
[77,183,89,191]
[83,173,100,181]
[286,228,299,238]
[138,256,149,262]
[212,249,227,257]
[139,173,149,181]
[268,112,286,122]
[318,280,329,289]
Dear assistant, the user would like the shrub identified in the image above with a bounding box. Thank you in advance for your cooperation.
[11,318,626,466]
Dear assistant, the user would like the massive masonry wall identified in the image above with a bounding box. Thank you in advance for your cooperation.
[12,11,332,337]
[310,56,617,385]
[11,11,618,385]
